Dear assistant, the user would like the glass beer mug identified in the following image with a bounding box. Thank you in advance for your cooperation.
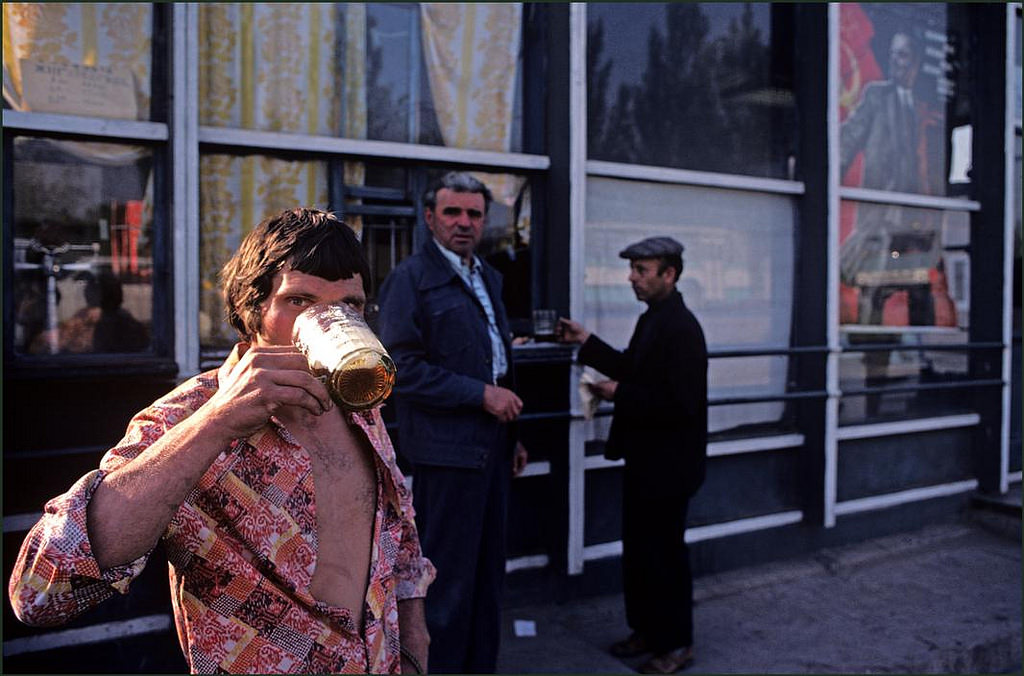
[291,301,396,411]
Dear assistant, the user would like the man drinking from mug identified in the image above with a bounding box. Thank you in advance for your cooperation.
[9,208,435,674]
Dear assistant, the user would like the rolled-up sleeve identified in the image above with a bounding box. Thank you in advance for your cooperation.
[8,469,152,627]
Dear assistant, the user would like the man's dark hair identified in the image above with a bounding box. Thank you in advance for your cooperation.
[220,208,370,341]
[657,255,684,284]
[423,171,493,213]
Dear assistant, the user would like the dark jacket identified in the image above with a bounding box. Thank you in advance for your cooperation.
[377,240,515,469]
[578,290,708,497]
[839,80,924,194]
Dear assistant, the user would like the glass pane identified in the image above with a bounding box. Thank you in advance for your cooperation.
[840,202,969,332]
[587,3,797,178]
[12,137,154,356]
[197,3,524,152]
[345,163,414,305]
[708,357,792,436]
[838,3,974,197]
[363,215,415,304]
[839,389,974,426]
[3,3,155,120]
[839,342,973,391]
[584,177,795,434]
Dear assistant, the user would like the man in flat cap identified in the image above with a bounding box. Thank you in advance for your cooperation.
[559,236,707,674]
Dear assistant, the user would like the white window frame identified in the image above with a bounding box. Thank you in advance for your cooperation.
[568,2,809,574]
[825,3,1016,525]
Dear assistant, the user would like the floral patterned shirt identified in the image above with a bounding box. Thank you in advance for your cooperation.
[9,371,435,674]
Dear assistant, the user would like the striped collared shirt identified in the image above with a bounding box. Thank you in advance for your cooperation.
[433,239,508,383]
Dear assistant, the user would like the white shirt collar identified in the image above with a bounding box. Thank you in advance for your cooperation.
[433,237,479,273]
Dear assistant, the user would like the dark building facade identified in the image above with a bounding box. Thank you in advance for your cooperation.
[3,3,1021,672]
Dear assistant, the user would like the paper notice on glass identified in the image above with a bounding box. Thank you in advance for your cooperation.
[578,368,601,421]
[20,59,137,119]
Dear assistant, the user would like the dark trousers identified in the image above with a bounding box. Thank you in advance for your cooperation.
[859,284,934,326]
[622,468,694,652]
[412,441,510,674]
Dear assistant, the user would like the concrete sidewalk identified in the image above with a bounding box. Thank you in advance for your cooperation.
[497,520,1021,674]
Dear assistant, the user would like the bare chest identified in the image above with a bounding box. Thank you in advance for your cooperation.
[283,410,378,616]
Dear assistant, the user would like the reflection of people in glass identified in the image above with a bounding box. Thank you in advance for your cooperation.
[840,29,942,326]
[57,271,149,353]
[15,276,50,353]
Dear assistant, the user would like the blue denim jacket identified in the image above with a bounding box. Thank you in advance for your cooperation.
[377,241,515,469]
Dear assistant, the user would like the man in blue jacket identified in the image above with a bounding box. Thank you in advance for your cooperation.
[377,172,528,674]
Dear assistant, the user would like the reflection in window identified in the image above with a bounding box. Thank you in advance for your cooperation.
[197,3,523,152]
[587,3,796,178]
[585,177,794,434]
[838,341,975,426]
[838,3,974,198]
[839,203,968,331]
[2,3,154,120]
[838,199,973,425]
[12,138,153,356]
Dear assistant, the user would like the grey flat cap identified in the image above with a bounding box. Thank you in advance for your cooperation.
[618,236,684,260]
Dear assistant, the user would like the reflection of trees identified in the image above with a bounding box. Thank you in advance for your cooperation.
[589,4,793,177]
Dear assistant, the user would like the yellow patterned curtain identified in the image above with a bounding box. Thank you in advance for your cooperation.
[419,3,520,153]
[198,4,366,346]
[419,3,528,239]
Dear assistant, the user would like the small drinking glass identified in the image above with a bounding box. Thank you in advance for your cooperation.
[532,308,558,341]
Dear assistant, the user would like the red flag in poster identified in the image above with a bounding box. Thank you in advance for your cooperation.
[838,2,884,199]
[838,3,884,323]
[839,3,883,123]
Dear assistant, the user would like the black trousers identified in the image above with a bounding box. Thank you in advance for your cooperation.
[622,467,694,652]
[412,439,510,674]
[859,284,934,326]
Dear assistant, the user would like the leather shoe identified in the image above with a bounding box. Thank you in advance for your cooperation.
[609,633,650,658]
[638,646,694,674]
